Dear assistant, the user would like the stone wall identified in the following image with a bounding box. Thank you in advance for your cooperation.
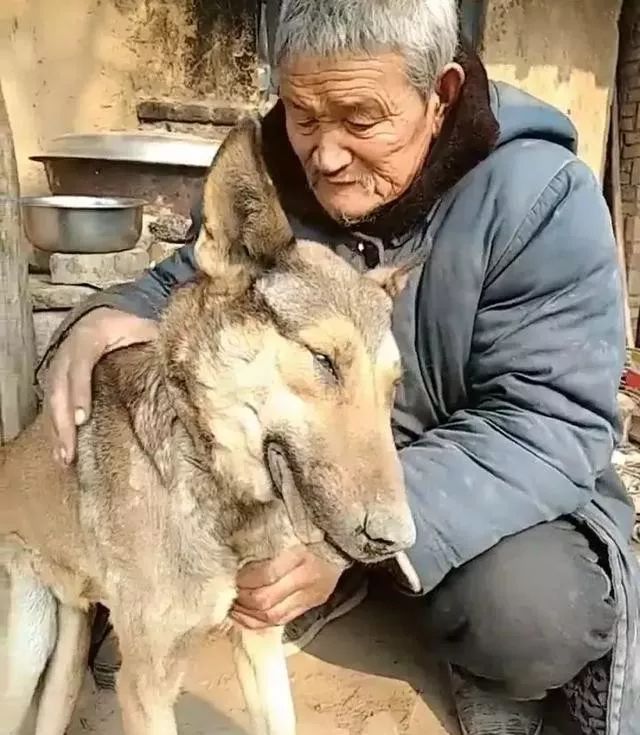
[620,0,640,341]
[30,214,186,364]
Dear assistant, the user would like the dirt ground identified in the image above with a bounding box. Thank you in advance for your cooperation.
[17,586,575,735]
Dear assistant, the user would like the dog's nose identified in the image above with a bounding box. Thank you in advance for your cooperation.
[362,507,416,551]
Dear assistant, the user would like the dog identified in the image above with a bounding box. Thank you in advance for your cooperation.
[0,117,418,735]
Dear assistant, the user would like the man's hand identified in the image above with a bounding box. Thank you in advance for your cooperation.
[44,308,159,465]
[231,546,343,629]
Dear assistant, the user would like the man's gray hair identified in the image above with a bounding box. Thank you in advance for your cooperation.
[274,0,459,94]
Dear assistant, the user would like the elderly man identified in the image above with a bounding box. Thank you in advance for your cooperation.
[40,1,639,733]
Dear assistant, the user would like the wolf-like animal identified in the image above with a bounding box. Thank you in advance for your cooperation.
[0,118,417,735]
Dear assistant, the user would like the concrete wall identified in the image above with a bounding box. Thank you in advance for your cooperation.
[0,0,257,195]
[480,0,622,181]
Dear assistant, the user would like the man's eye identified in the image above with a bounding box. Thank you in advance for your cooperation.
[297,117,317,130]
[346,119,376,132]
[313,352,338,381]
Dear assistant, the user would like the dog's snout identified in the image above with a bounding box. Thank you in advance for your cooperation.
[362,507,416,552]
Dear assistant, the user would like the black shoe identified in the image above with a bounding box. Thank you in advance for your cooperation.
[563,654,610,735]
[450,666,544,735]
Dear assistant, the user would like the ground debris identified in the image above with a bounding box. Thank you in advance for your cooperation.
[612,441,640,546]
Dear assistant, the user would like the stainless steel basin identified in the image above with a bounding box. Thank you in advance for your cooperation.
[21,195,144,254]
[31,131,220,167]
[29,132,220,217]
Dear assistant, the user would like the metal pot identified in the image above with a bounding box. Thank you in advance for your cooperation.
[21,195,144,254]
[30,132,220,217]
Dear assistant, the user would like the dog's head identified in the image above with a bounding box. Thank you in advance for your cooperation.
[161,118,417,564]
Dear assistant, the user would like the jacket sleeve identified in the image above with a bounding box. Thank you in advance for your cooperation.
[403,161,626,593]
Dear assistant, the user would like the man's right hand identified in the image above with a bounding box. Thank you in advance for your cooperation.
[44,308,159,466]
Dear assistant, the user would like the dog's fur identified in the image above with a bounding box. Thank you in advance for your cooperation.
[0,118,416,735]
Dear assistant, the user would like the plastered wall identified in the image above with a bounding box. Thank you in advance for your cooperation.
[480,0,622,180]
[0,0,257,194]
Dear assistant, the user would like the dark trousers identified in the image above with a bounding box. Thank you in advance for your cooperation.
[417,519,617,700]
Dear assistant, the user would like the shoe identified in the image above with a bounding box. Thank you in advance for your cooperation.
[450,666,544,735]
[89,604,119,690]
[563,654,610,735]
[283,566,369,656]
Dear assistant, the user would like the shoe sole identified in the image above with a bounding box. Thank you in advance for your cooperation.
[283,580,369,657]
[451,665,545,735]
[457,719,543,735]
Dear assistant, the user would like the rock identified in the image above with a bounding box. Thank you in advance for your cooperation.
[33,310,67,362]
[148,214,191,243]
[29,246,52,273]
[362,712,399,735]
[30,274,97,311]
[49,248,149,288]
[149,240,183,266]
[618,392,637,444]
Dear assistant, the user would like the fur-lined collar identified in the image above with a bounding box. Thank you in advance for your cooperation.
[261,42,500,243]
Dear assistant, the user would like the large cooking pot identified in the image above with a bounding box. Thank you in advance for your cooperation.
[31,132,221,217]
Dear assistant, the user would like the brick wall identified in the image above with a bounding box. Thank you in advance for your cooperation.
[620,0,640,341]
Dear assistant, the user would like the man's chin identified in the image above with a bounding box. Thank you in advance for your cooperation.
[317,196,380,227]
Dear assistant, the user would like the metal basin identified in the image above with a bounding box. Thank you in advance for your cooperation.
[30,132,220,217]
[21,195,144,254]
[32,131,221,167]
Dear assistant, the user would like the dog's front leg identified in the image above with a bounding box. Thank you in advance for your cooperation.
[232,625,296,735]
[114,626,183,735]
[117,655,182,735]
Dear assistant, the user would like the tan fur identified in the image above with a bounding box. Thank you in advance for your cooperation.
[0,118,416,735]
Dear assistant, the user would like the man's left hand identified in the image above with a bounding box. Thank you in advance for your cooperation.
[231,545,342,629]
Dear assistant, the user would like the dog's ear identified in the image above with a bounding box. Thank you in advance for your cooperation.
[195,117,295,280]
[365,251,428,299]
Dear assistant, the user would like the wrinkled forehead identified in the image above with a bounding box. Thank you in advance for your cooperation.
[257,258,393,358]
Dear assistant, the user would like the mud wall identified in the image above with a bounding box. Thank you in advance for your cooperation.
[479,0,622,180]
[0,0,258,194]
[2,0,623,192]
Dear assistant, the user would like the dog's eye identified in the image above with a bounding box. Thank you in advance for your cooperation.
[313,352,338,381]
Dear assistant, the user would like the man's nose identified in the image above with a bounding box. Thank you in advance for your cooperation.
[313,134,352,176]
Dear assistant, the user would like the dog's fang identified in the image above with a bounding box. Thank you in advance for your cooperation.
[395,551,423,594]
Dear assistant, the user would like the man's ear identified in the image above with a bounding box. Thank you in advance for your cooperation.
[365,251,427,299]
[195,117,295,280]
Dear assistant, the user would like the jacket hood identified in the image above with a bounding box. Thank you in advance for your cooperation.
[490,81,578,153]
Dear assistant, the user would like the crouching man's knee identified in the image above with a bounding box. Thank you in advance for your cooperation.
[420,520,617,700]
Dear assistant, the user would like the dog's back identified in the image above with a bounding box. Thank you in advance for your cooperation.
[0,417,87,587]
[1,344,160,605]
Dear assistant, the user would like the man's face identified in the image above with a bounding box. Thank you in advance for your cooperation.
[279,52,448,224]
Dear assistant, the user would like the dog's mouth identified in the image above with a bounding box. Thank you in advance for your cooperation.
[264,441,422,594]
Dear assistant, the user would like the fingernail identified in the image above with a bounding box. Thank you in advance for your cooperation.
[74,408,86,426]
[59,447,69,465]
